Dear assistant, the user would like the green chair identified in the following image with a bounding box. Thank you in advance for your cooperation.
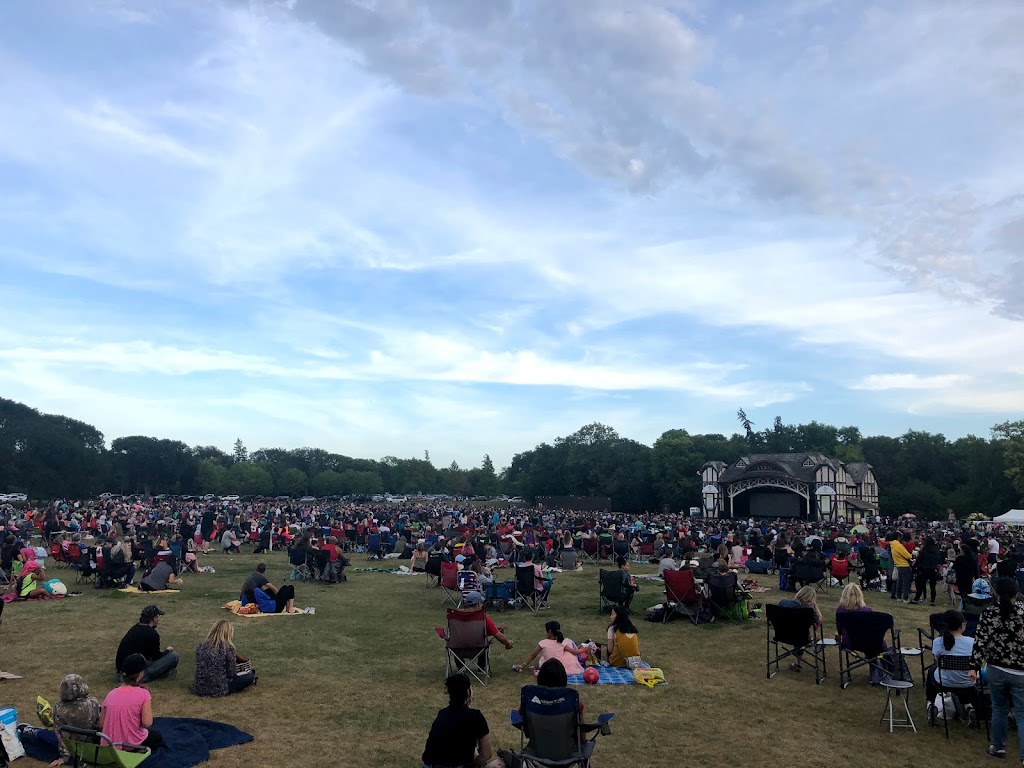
[60,726,151,768]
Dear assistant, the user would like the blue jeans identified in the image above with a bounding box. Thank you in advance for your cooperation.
[142,650,180,682]
[894,567,912,600]
[988,666,1024,758]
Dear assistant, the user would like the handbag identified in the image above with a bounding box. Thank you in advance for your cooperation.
[625,655,643,670]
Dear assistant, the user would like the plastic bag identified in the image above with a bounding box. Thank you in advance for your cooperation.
[36,696,53,727]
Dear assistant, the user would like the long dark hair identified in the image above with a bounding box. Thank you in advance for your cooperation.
[537,658,568,687]
[610,605,638,634]
[942,609,964,651]
[545,620,564,643]
[994,577,1019,620]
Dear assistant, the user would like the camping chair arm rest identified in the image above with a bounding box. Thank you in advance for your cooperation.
[434,627,447,640]
[510,710,523,728]
[111,741,151,754]
[581,713,615,736]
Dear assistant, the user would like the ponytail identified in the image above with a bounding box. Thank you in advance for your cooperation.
[545,620,564,643]
[941,609,964,651]
[995,577,1019,620]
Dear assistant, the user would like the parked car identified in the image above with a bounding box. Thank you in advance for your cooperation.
[222,494,240,502]
[202,494,216,501]
[298,496,316,503]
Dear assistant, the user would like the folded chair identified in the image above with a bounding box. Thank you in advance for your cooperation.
[765,603,827,684]
[440,561,461,606]
[579,538,599,566]
[598,569,630,614]
[435,608,493,684]
[663,569,706,625]
[60,725,151,768]
[508,685,614,768]
[515,565,542,612]
[708,572,749,623]
[835,611,900,689]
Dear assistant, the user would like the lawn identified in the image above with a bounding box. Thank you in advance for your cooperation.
[0,550,995,767]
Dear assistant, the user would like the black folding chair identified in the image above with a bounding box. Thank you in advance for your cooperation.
[509,685,614,768]
[835,611,900,689]
[765,603,827,685]
[516,565,542,612]
[598,569,631,614]
[708,572,748,623]
[933,654,988,740]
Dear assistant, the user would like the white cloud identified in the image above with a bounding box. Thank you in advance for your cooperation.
[850,374,970,391]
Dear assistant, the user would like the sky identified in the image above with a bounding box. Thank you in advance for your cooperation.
[0,0,1022,470]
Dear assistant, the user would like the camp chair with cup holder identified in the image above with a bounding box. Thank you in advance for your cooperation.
[708,571,749,623]
[507,684,614,768]
[59,726,151,768]
[765,603,827,685]
[834,610,901,689]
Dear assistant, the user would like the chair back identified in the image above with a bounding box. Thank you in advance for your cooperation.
[835,611,895,657]
[367,533,381,552]
[446,608,488,651]
[599,569,625,602]
[664,569,699,605]
[426,552,443,577]
[441,561,459,589]
[516,565,536,595]
[937,654,974,673]
[765,603,816,647]
[519,685,582,761]
[581,538,599,557]
[709,572,738,605]
[791,557,811,582]
[638,542,655,557]
[928,611,980,638]
[830,557,850,579]
[60,726,151,768]
[962,594,993,617]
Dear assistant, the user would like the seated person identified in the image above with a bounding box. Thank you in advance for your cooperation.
[139,558,180,592]
[102,654,165,751]
[615,556,638,604]
[50,674,102,768]
[514,620,583,675]
[604,606,640,668]
[925,609,978,725]
[519,550,552,603]
[191,619,256,697]
[220,528,241,554]
[834,583,872,647]
[115,605,180,682]
[241,562,299,614]
[410,542,429,572]
[421,673,500,768]
[104,537,136,586]
[318,536,349,583]
[658,554,678,577]
[18,561,48,599]
[778,586,824,672]
[458,591,514,650]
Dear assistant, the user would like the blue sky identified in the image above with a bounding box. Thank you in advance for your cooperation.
[1,0,1022,469]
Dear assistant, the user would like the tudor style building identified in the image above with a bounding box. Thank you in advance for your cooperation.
[699,453,879,521]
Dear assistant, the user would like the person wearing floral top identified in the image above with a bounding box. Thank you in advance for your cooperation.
[970,577,1024,761]
[191,619,256,697]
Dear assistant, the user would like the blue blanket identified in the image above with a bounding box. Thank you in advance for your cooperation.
[22,716,253,768]
[567,666,641,685]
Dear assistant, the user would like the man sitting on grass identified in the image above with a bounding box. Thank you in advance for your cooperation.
[115,605,179,682]
[241,562,299,614]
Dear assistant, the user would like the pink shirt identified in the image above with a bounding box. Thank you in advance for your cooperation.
[537,638,584,675]
[102,685,150,745]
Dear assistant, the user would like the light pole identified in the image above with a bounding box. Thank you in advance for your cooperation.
[816,485,835,521]
[702,485,719,519]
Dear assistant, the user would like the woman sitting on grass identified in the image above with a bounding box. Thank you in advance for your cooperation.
[421,673,502,768]
[605,606,640,668]
[514,620,583,676]
[192,619,256,697]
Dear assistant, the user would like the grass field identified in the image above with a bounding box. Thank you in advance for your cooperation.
[0,550,999,767]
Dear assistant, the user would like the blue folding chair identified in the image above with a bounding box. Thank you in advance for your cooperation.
[509,685,613,768]
[367,533,382,560]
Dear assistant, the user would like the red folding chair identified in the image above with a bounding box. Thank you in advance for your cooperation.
[440,562,460,606]
[664,569,706,625]
[434,608,493,684]
[830,555,851,587]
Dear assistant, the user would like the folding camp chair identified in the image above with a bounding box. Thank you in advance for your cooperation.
[425,552,443,588]
[286,547,316,581]
[515,565,542,612]
[932,654,988,740]
[366,533,383,561]
[580,538,599,566]
[440,561,461,606]
[484,579,516,612]
[829,555,851,587]
[508,685,614,768]
[60,726,151,768]
[765,603,827,685]
[916,612,980,692]
[663,569,706,625]
[75,546,97,585]
[708,572,749,623]
[835,611,901,689]
[435,608,493,684]
[598,569,631,614]
[50,542,68,568]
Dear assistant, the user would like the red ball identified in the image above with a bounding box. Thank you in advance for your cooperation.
[583,667,600,685]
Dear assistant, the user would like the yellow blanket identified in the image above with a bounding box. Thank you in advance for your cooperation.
[119,587,181,594]
[223,600,306,617]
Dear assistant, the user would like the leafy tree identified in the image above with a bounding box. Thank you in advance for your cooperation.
[227,461,272,496]
[111,436,193,496]
[311,469,345,497]
[278,467,308,497]
[651,429,702,513]
[197,458,229,494]
[232,438,248,464]
[993,420,1024,503]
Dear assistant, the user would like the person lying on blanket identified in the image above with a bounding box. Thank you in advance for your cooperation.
[240,562,299,614]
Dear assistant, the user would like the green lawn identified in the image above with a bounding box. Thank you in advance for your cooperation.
[0,550,997,767]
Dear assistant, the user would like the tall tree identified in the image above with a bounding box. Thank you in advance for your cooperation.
[232,438,248,464]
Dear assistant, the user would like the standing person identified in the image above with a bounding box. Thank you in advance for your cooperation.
[200,508,216,554]
[421,673,501,768]
[240,562,299,614]
[114,605,179,682]
[912,536,944,606]
[101,654,165,751]
[191,619,256,697]
[889,532,913,604]
[954,541,981,609]
[971,578,1024,760]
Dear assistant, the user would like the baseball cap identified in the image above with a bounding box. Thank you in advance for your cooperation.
[121,653,147,677]
[455,554,466,563]
[140,605,165,621]
[463,591,484,606]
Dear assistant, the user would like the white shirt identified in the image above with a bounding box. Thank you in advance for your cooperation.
[989,538,999,555]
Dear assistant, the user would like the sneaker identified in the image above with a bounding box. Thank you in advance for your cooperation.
[927,703,937,727]
[986,745,1007,759]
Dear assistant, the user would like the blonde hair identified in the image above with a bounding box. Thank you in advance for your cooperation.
[793,586,818,606]
[205,619,235,650]
[839,583,866,611]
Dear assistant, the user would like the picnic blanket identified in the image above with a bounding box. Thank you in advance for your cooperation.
[566,663,652,686]
[224,600,308,617]
[0,593,64,603]
[22,716,253,768]
[351,567,399,573]
[120,586,181,594]
[0,670,24,680]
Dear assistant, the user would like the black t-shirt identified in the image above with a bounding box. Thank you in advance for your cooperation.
[421,705,488,767]
[242,572,269,595]
[116,623,162,669]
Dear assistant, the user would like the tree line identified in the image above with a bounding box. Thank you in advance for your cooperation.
[1,397,1022,519]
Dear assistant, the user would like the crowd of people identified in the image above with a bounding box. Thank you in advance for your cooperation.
[6,494,1024,764]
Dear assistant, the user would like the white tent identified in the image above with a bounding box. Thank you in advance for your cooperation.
[993,509,1024,526]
